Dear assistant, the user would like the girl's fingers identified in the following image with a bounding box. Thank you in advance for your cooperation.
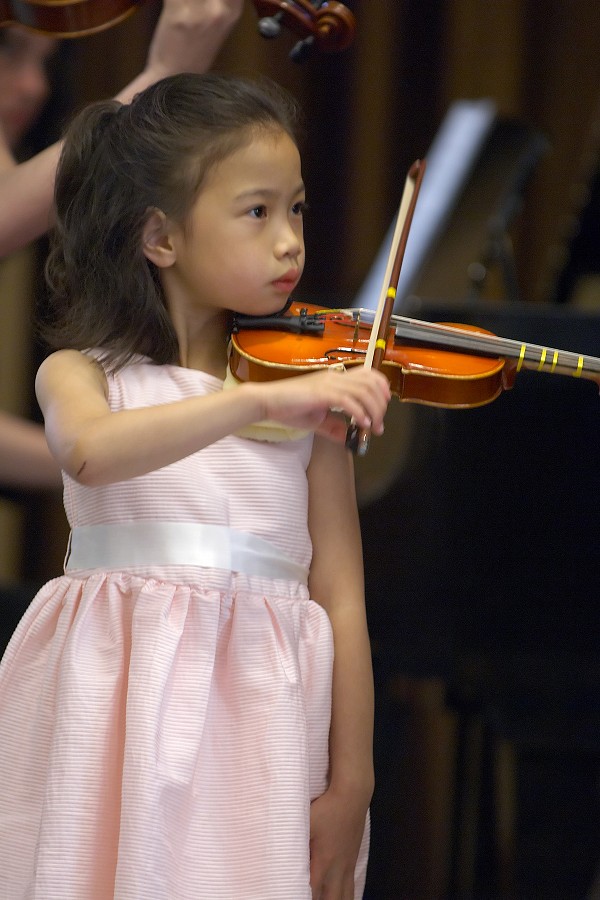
[260,365,391,434]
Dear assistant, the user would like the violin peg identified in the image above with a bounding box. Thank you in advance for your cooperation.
[252,0,356,59]
[290,36,315,63]
[257,12,283,38]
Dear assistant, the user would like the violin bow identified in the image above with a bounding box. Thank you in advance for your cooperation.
[346,158,427,456]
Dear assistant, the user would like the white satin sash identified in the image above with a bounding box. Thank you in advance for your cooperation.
[64,522,308,584]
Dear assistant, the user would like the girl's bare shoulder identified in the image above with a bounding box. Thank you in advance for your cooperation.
[36,349,108,401]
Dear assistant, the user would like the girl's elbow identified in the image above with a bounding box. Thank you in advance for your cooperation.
[67,458,95,485]
[62,455,95,485]
[61,438,106,486]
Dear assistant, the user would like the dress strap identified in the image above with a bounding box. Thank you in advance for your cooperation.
[64,522,309,584]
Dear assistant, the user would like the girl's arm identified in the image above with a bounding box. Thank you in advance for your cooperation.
[307,435,375,899]
[36,350,390,485]
[0,0,243,258]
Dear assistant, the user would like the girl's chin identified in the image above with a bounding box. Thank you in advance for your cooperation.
[233,298,290,318]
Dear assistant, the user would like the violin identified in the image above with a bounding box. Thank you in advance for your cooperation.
[229,154,600,454]
[0,0,140,37]
[229,300,600,409]
[0,0,356,53]
[252,0,356,61]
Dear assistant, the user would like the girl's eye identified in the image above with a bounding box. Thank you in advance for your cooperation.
[292,201,308,216]
[249,205,267,219]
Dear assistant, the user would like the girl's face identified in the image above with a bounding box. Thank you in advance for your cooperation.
[166,128,306,319]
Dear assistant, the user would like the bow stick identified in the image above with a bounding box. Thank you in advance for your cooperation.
[346,158,427,455]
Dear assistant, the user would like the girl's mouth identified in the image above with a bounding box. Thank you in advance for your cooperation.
[272,269,300,292]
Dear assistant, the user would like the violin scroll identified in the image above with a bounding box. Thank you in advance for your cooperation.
[252,1,356,62]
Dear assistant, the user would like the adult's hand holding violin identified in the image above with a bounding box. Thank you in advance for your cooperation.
[118,0,244,102]
[0,0,244,257]
[251,366,392,444]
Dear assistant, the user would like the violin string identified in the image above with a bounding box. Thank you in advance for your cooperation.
[346,308,600,377]
[395,317,600,375]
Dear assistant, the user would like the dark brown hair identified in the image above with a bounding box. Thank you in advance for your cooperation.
[43,72,301,371]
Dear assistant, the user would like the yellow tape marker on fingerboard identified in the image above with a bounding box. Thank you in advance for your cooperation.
[537,348,547,371]
[517,344,527,372]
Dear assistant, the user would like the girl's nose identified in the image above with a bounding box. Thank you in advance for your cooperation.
[274,221,303,260]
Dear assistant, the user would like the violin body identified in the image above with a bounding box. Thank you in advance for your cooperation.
[231,299,600,417]
[1,0,354,51]
[0,0,140,37]
[230,302,508,409]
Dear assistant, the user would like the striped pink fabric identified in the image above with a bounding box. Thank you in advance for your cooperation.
[0,360,369,899]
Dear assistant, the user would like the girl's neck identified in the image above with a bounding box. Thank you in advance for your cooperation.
[173,309,231,378]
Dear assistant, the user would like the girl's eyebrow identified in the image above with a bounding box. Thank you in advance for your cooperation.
[234,182,306,202]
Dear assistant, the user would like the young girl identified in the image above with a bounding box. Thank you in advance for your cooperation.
[0,73,391,899]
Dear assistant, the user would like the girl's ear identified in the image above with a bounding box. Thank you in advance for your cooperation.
[142,208,176,268]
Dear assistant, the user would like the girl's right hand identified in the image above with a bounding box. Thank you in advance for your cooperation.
[255,366,392,444]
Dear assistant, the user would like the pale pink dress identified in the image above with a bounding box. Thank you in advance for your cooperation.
[0,359,369,900]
